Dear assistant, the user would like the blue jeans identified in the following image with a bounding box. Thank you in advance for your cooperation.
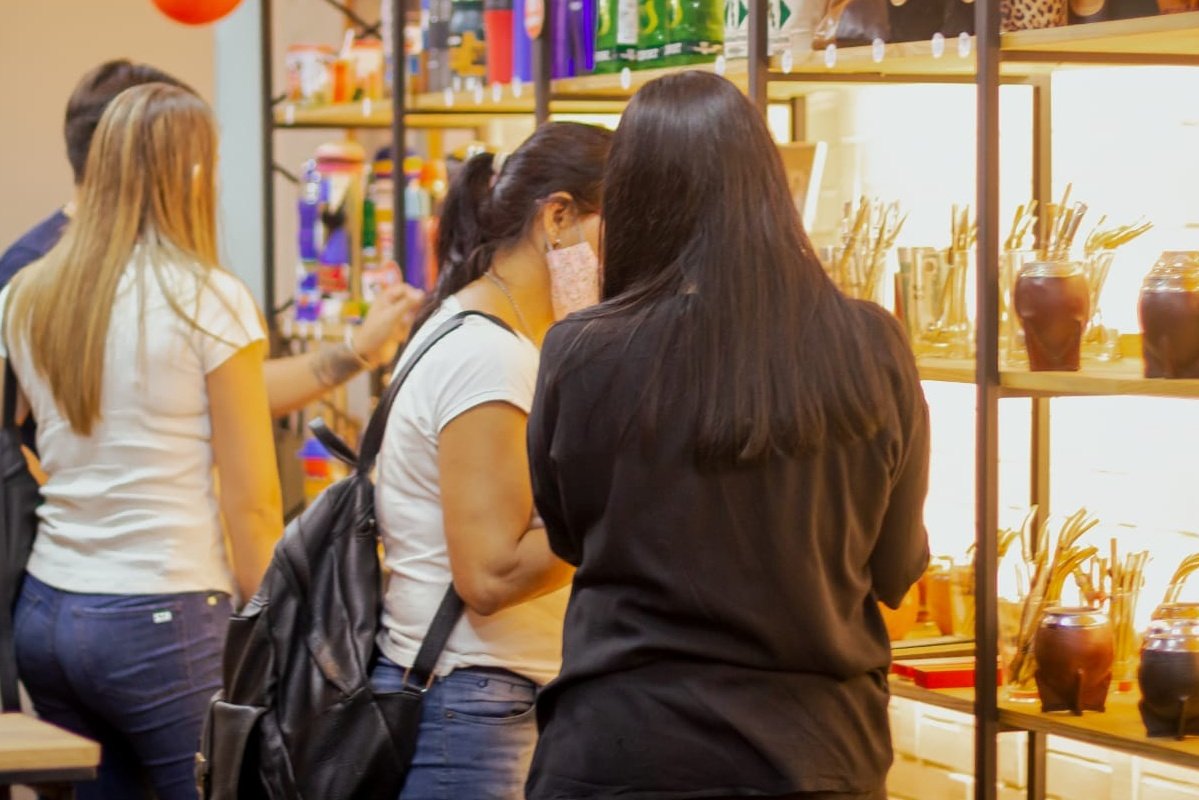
[14,573,231,800]
[371,657,539,800]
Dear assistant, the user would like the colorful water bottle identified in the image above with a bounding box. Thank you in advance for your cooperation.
[485,0,516,84]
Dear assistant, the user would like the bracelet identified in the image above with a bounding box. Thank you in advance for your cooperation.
[344,336,375,371]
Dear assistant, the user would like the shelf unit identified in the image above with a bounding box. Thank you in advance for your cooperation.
[890,677,1199,773]
[256,3,1199,798]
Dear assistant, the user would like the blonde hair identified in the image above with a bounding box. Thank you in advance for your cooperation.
[10,82,225,436]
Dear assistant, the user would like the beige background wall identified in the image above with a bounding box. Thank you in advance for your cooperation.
[0,0,215,250]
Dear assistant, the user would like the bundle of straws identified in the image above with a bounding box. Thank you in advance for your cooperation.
[1104,543,1149,685]
[1007,507,1100,689]
[834,197,907,300]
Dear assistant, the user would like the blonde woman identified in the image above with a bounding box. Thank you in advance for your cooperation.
[2,84,281,800]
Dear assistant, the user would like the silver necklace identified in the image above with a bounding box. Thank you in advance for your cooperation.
[483,271,533,339]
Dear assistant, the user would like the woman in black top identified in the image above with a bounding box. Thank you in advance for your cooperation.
[524,72,930,800]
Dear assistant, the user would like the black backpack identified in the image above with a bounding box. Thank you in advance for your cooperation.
[198,311,512,800]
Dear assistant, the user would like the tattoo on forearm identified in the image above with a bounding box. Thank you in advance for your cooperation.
[311,343,363,388]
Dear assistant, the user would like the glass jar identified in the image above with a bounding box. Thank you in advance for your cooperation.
[1139,251,1199,379]
[1014,261,1090,372]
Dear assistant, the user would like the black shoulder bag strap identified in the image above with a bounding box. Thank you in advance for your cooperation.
[326,309,516,690]
[0,291,26,712]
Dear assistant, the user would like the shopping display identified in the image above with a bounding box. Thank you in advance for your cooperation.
[293,142,423,328]
[256,0,1199,786]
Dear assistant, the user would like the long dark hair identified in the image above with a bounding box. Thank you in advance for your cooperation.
[415,122,613,331]
[588,71,897,464]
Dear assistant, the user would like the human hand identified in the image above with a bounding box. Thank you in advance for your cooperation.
[350,277,425,367]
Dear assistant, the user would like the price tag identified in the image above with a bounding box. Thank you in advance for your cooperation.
[781,48,794,74]
[715,55,727,76]
[512,76,524,97]
[620,67,632,90]
[443,87,455,107]
[824,43,837,69]
[492,83,503,102]
[958,32,972,58]
[284,104,296,125]
[871,38,885,63]
[931,32,945,59]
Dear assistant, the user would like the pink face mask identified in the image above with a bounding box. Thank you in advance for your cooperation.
[546,224,601,320]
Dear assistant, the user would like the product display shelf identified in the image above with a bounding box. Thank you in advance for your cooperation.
[275,95,629,130]
[1001,360,1199,399]
[552,58,748,100]
[1001,692,1199,771]
[917,357,976,385]
[761,11,1199,92]
[915,356,1199,398]
[890,675,976,714]
[1002,10,1199,62]
[890,678,1199,771]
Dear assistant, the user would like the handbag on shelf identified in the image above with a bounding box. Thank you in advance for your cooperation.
[814,0,892,48]
[0,298,42,713]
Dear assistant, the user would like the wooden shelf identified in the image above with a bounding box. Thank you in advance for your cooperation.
[553,59,748,100]
[763,12,1198,89]
[890,679,1199,770]
[1001,359,1199,398]
[916,355,1199,399]
[275,86,627,130]
[1003,11,1199,64]
[275,100,391,129]
[917,357,975,385]
[890,676,977,715]
[1000,690,1199,771]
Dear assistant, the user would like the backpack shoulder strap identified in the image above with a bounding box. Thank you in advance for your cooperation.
[2,285,20,431]
[357,309,514,474]
[402,587,467,691]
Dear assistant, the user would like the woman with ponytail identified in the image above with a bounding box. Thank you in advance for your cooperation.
[370,122,612,800]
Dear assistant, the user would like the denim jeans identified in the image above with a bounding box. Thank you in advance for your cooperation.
[371,657,539,800]
[14,573,231,800]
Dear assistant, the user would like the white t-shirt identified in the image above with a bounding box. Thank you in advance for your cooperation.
[0,260,265,596]
[375,296,569,685]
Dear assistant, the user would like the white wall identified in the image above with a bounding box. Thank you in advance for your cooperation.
[0,0,215,249]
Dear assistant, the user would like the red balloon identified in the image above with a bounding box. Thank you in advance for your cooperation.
[151,0,243,25]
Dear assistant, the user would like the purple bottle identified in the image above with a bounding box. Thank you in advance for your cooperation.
[513,0,533,82]
[551,0,596,77]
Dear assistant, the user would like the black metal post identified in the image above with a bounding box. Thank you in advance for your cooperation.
[534,0,552,124]
[975,0,1002,796]
[1025,74,1053,800]
[747,0,767,110]
[261,0,277,329]
[392,0,407,269]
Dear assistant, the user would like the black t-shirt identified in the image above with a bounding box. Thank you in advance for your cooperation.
[0,209,68,289]
[525,295,930,800]
[0,209,68,450]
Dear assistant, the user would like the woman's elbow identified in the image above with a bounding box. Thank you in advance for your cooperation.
[453,574,509,617]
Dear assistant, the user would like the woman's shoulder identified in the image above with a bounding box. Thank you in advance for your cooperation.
[407,303,538,385]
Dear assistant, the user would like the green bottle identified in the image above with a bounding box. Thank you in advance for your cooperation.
[637,0,667,68]
[595,0,618,73]
[664,0,723,65]
[597,0,637,72]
